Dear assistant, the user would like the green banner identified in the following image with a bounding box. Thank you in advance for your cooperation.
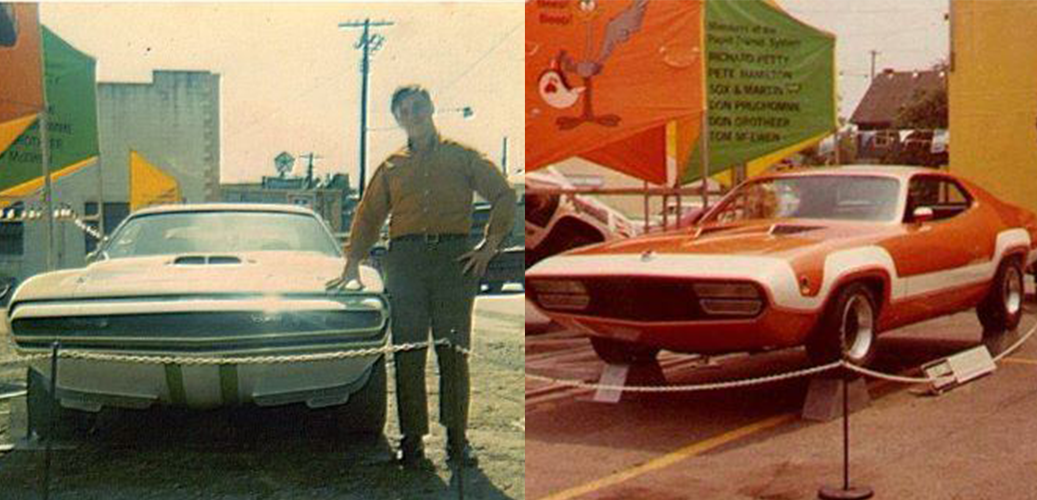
[682,0,835,184]
[0,26,98,192]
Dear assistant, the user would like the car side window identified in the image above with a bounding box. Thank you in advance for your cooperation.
[905,176,972,222]
[526,192,559,228]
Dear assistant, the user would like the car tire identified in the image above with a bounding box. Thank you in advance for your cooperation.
[26,368,94,441]
[334,355,387,435]
[806,283,879,367]
[590,337,660,365]
[977,257,1024,336]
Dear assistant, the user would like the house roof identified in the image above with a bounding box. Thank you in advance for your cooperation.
[850,69,946,128]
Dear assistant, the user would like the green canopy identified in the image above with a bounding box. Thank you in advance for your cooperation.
[682,0,836,183]
[0,26,98,193]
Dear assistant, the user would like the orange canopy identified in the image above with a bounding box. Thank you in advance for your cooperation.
[0,3,43,154]
[526,0,704,184]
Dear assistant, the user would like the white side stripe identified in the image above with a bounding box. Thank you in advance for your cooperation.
[527,228,1032,313]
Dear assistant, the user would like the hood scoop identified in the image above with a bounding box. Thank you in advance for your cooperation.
[172,255,244,266]
[768,224,823,236]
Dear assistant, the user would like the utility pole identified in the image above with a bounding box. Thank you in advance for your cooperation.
[869,50,880,80]
[339,19,393,199]
[301,153,322,188]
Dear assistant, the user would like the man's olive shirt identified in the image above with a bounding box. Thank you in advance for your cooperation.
[346,136,516,262]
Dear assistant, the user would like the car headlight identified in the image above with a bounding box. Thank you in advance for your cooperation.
[692,282,760,299]
[530,280,587,295]
[530,280,590,312]
[693,282,762,317]
[699,299,763,316]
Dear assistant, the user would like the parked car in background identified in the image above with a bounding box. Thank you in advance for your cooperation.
[471,194,525,294]
[527,167,1037,366]
[525,168,636,268]
[5,204,389,438]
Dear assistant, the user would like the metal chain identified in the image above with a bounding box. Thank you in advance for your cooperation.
[524,361,843,393]
[992,319,1037,363]
[525,317,1037,393]
[0,338,471,368]
[0,353,49,368]
[840,363,935,384]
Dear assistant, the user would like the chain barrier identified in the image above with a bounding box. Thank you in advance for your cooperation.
[526,318,1037,392]
[0,353,48,369]
[991,319,1037,363]
[840,363,935,385]
[0,338,472,369]
[525,361,843,393]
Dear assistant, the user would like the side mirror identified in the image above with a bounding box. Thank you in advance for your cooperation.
[912,206,934,223]
[683,208,706,227]
[85,249,107,263]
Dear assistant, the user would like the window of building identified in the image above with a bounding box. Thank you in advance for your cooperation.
[0,202,23,256]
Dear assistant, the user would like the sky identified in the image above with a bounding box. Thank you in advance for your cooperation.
[777,0,950,122]
[36,0,948,187]
[40,2,524,185]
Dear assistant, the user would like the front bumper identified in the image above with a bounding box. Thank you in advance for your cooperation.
[26,353,383,411]
[547,306,818,355]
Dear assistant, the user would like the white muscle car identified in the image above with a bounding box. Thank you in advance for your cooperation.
[5,204,389,438]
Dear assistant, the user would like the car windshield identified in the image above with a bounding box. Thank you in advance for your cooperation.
[104,211,342,258]
[705,175,901,223]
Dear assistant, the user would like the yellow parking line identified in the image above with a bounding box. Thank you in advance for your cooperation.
[1002,356,1037,366]
[538,413,796,500]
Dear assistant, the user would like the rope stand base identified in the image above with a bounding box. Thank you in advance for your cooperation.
[1,393,77,452]
[583,361,666,404]
[818,485,874,500]
[802,374,871,422]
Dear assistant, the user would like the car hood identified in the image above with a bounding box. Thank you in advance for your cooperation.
[564,219,894,259]
[12,252,383,303]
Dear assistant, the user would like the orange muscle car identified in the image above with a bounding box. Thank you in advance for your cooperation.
[526,167,1037,366]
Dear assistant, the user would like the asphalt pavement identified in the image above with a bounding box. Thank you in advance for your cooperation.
[526,294,1037,500]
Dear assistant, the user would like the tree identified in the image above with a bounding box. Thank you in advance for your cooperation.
[894,61,949,130]
[894,86,948,130]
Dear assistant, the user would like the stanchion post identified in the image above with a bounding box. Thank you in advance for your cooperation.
[818,365,873,500]
[43,341,61,500]
[451,333,466,500]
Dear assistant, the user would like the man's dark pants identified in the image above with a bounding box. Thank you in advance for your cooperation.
[384,236,478,438]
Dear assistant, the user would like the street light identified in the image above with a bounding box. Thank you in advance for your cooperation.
[440,106,475,120]
[366,105,476,132]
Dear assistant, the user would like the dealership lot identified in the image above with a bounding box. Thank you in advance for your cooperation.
[527,294,1037,500]
[0,293,525,500]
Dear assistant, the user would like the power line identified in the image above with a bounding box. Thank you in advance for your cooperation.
[441,20,522,96]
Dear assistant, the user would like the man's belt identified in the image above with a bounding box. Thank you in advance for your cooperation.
[391,233,469,244]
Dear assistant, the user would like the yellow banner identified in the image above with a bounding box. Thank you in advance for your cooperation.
[130,150,181,211]
[0,155,95,207]
[0,113,36,156]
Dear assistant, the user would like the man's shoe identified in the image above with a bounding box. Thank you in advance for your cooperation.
[446,439,479,467]
[398,436,430,468]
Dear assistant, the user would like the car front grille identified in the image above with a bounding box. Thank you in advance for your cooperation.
[529,277,765,322]
[11,310,385,352]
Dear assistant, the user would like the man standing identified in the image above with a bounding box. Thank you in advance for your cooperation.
[328,85,516,467]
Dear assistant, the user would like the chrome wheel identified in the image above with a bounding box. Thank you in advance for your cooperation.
[1004,264,1023,316]
[841,294,875,363]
